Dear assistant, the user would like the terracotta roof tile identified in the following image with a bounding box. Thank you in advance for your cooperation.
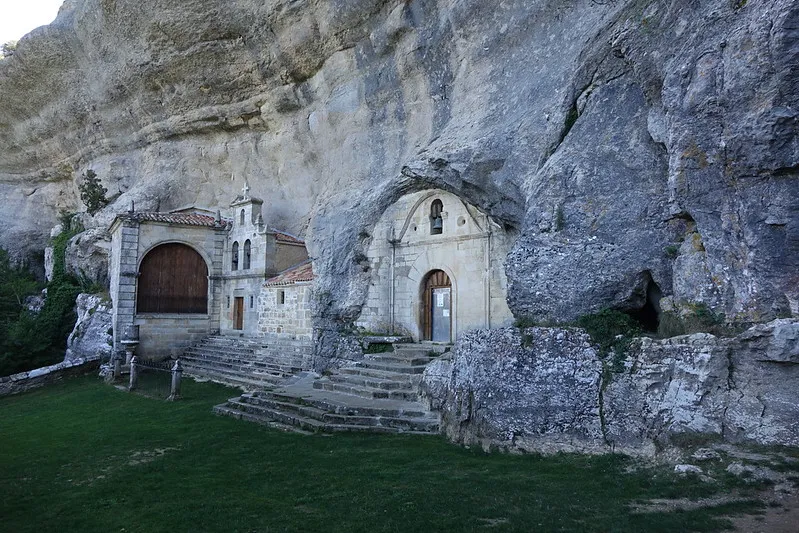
[131,212,228,228]
[272,230,305,244]
[264,260,314,286]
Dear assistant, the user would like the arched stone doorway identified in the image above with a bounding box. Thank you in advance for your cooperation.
[137,243,208,314]
[422,270,452,342]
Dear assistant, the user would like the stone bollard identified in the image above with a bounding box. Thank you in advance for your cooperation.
[124,347,135,365]
[168,359,182,401]
[129,356,139,391]
[113,353,122,382]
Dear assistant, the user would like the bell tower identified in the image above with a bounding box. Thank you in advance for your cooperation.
[230,179,264,230]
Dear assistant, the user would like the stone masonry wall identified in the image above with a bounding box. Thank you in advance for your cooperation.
[258,283,312,340]
[356,189,514,339]
[0,357,101,398]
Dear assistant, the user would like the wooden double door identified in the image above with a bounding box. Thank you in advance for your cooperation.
[422,270,452,343]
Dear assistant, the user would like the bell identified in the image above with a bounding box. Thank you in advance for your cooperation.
[432,217,443,232]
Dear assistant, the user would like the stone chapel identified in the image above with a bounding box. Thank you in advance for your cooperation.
[107,185,311,358]
[355,189,515,341]
[107,186,513,360]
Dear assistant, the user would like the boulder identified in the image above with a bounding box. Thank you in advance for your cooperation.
[423,319,799,455]
[64,293,113,363]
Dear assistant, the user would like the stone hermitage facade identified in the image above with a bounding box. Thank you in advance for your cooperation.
[108,187,310,358]
[107,187,514,358]
[356,189,515,340]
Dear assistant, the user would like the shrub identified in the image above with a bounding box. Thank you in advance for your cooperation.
[78,169,109,215]
[576,309,641,357]
[0,225,82,376]
[1,40,17,59]
[364,343,393,354]
[657,303,737,338]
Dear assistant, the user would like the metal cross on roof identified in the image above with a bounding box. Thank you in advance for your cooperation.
[242,181,250,200]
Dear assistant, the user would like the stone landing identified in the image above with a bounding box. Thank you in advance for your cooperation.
[213,343,447,434]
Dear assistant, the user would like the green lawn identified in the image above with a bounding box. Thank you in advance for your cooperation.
[0,375,765,532]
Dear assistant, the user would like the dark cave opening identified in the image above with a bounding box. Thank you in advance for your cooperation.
[627,276,662,333]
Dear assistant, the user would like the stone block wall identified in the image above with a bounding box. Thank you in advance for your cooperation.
[356,189,514,340]
[0,357,100,398]
[219,276,262,336]
[134,315,212,359]
[109,218,226,358]
[258,283,312,340]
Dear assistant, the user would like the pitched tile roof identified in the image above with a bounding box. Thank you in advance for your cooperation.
[264,260,314,286]
[272,230,305,245]
[129,212,228,228]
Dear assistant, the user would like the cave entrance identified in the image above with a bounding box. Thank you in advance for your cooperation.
[627,275,662,332]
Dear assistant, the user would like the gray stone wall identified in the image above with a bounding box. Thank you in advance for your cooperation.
[109,218,226,358]
[0,357,101,398]
[258,283,312,340]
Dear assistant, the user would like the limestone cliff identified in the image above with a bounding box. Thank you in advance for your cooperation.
[0,0,796,333]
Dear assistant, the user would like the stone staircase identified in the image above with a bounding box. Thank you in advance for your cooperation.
[213,343,447,434]
[182,335,309,390]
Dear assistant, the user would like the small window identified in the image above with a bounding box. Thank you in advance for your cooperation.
[430,199,443,235]
[240,209,246,226]
[278,290,285,305]
[250,295,254,309]
[243,240,251,270]
[226,296,230,309]
[231,241,239,271]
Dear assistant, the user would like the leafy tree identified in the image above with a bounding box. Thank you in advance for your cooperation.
[78,169,109,215]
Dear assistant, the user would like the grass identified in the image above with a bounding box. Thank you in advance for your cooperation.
[0,376,768,532]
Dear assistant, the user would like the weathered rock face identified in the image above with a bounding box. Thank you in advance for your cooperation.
[64,293,113,362]
[423,320,799,455]
[0,1,796,333]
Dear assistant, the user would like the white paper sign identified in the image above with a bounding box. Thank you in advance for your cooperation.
[442,309,450,317]
[436,293,445,307]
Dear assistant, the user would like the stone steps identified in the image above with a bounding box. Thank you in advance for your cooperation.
[213,342,446,435]
[326,373,412,391]
[312,379,419,401]
[181,335,308,391]
[357,359,428,374]
[183,351,303,373]
[213,389,439,434]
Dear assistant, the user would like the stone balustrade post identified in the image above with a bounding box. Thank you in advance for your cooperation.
[129,356,138,391]
[113,352,122,382]
[168,359,182,401]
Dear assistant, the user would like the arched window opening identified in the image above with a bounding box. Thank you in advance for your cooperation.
[430,199,444,235]
[231,241,239,271]
[243,240,252,270]
[240,209,246,226]
[137,243,208,314]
